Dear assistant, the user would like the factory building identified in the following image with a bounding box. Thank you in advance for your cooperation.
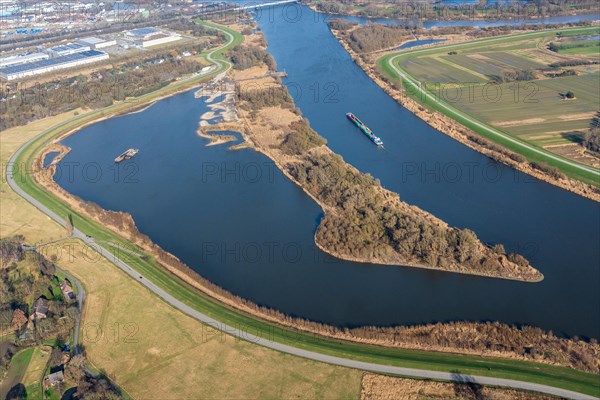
[0,50,109,81]
[77,36,117,49]
[45,43,91,57]
[0,52,49,68]
[122,27,181,48]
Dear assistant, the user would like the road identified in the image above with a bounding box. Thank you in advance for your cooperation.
[386,29,600,178]
[21,244,86,353]
[4,28,598,400]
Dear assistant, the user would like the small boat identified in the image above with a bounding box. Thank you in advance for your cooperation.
[346,113,383,146]
[114,148,139,163]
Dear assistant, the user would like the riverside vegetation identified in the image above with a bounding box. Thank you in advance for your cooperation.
[328,21,600,199]
[307,0,599,21]
[206,29,600,373]
[18,21,599,392]
[231,39,542,282]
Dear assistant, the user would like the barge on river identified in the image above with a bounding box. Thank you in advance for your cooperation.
[346,113,383,146]
[114,148,139,163]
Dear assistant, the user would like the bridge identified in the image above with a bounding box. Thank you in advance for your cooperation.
[239,0,300,10]
[195,0,300,17]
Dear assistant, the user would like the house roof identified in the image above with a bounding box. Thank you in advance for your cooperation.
[46,371,64,385]
[60,279,73,292]
[33,298,49,315]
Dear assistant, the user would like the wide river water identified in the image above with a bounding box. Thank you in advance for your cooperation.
[54,6,599,338]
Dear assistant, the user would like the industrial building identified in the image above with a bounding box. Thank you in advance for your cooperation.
[77,36,117,49]
[45,43,91,57]
[0,50,109,81]
[0,52,49,68]
[122,27,181,48]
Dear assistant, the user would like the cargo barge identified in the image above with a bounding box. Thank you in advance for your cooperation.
[114,148,139,163]
[346,113,383,146]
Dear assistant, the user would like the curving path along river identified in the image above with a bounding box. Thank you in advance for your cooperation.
[6,143,598,400]
[385,28,600,177]
[6,17,600,400]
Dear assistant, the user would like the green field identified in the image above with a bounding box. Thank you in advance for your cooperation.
[399,56,487,83]
[378,26,600,185]
[553,37,600,55]
[0,347,36,399]
[5,24,600,398]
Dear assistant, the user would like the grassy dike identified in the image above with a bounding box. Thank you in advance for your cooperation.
[377,26,600,187]
[8,22,600,398]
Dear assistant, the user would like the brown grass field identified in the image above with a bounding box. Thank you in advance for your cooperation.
[360,373,559,400]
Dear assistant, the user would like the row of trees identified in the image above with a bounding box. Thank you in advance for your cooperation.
[583,126,600,154]
[1,47,206,130]
[489,68,537,83]
[314,0,598,20]
[330,20,413,53]
[228,45,276,71]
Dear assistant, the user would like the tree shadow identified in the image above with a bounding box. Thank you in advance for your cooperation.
[451,371,484,400]
[5,383,27,400]
[560,131,583,144]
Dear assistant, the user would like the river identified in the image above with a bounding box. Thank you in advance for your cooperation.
[53,6,599,339]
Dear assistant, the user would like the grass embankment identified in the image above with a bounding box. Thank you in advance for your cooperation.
[378,26,600,186]
[57,239,360,399]
[6,23,600,398]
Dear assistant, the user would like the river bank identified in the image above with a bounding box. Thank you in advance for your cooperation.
[35,141,598,374]
[327,27,600,202]
[18,21,600,377]
[211,64,542,282]
[303,1,600,23]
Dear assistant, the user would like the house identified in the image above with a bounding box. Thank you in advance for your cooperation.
[60,279,75,300]
[30,297,49,320]
[17,321,35,343]
[11,309,27,331]
[44,371,64,390]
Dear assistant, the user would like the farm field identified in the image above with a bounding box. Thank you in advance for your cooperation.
[0,348,32,397]
[393,27,600,168]
[21,346,48,388]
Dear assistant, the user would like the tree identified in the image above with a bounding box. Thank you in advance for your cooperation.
[582,127,600,153]
[565,91,575,99]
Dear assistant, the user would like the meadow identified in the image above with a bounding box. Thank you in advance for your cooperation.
[392,27,600,168]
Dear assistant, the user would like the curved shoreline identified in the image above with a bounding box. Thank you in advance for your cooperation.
[6,23,599,392]
[8,129,600,396]
[13,141,600,372]
[203,100,541,282]
[303,1,600,23]
[327,27,600,202]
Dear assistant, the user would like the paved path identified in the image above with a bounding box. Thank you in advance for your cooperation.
[386,29,600,178]
[5,29,598,400]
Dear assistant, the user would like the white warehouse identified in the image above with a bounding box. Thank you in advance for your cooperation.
[0,52,49,68]
[122,27,181,48]
[77,36,117,49]
[44,43,91,57]
[0,50,109,81]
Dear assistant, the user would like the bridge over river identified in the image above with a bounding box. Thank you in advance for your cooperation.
[195,0,299,17]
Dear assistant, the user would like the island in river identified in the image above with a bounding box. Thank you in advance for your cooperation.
[205,28,542,282]
[28,20,600,375]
